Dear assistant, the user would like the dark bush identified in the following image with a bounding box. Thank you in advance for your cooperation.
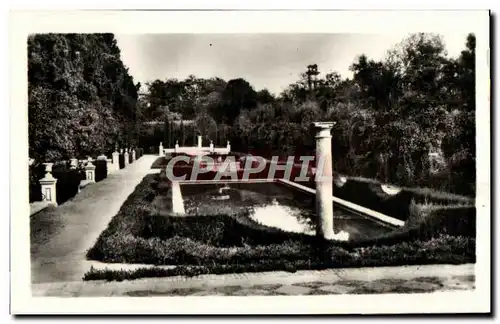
[87,172,476,270]
[29,163,45,202]
[95,159,108,182]
[52,164,85,205]
[119,154,125,169]
[302,176,473,222]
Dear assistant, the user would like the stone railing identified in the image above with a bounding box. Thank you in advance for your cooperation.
[29,148,140,216]
[159,139,231,156]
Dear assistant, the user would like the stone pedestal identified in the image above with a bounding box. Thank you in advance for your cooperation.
[106,158,113,175]
[197,136,202,148]
[209,140,214,153]
[124,149,129,166]
[226,141,231,152]
[175,141,179,153]
[39,163,57,206]
[313,122,335,240]
[159,142,164,156]
[112,151,119,172]
[85,158,96,183]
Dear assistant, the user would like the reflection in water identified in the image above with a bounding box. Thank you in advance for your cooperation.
[181,183,392,241]
[249,199,315,236]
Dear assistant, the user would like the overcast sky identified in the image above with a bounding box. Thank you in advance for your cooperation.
[115,33,470,95]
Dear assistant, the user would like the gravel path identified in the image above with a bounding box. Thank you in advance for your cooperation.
[30,155,158,284]
[32,264,475,297]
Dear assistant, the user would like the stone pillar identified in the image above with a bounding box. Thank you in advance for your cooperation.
[175,140,179,153]
[85,157,96,183]
[132,149,136,162]
[106,158,113,175]
[124,149,129,166]
[39,163,57,206]
[197,135,202,148]
[226,141,231,152]
[209,140,214,153]
[171,181,186,215]
[313,122,335,240]
[112,151,119,172]
[159,142,164,156]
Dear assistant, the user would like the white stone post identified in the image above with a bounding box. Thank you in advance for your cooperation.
[313,122,335,240]
[106,158,113,175]
[124,149,130,166]
[39,163,57,206]
[159,142,164,156]
[175,140,179,153]
[210,140,214,153]
[69,158,78,170]
[197,135,202,148]
[85,157,96,183]
[132,149,136,162]
[226,141,231,152]
[112,151,119,172]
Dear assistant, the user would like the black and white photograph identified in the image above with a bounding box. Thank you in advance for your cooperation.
[10,10,490,315]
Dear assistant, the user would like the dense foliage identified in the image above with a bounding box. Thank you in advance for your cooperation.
[139,33,476,196]
[28,33,140,162]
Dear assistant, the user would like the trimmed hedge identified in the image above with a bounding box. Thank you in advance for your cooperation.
[135,148,144,159]
[86,172,476,272]
[84,235,475,281]
[30,162,85,205]
[95,160,108,182]
[303,176,474,222]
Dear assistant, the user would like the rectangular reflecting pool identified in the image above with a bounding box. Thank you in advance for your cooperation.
[178,181,395,241]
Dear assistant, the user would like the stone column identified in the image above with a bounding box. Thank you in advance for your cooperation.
[132,149,136,162]
[39,163,57,206]
[124,149,129,166]
[175,140,179,153]
[159,142,164,156]
[112,151,119,172]
[197,135,202,148]
[226,141,231,152]
[313,122,335,240]
[209,140,214,153]
[85,157,96,183]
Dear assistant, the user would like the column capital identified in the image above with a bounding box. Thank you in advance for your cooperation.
[313,122,335,139]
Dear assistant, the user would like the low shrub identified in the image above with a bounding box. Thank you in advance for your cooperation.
[136,148,144,159]
[119,154,125,169]
[84,234,475,281]
[95,159,107,182]
[303,176,474,222]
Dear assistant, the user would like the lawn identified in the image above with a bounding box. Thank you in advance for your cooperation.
[85,170,475,281]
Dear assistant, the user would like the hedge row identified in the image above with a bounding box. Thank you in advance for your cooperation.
[86,172,476,269]
[29,158,110,205]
